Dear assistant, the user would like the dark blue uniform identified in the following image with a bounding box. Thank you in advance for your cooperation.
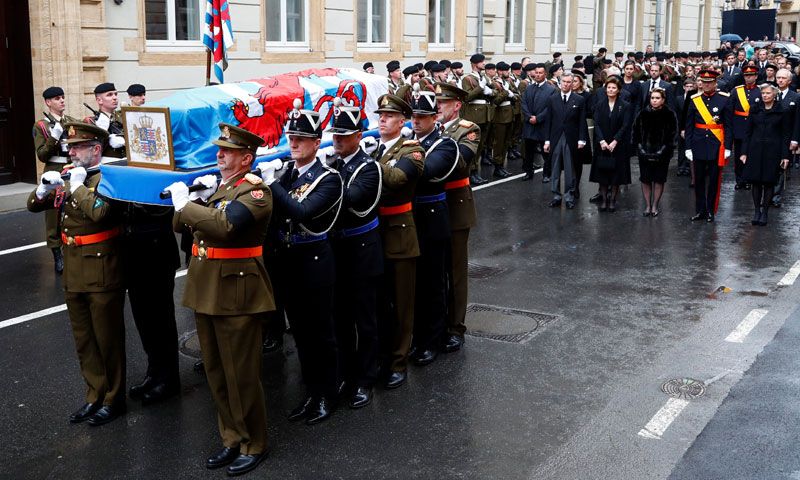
[411,128,457,359]
[685,91,733,217]
[729,85,761,186]
[331,148,383,389]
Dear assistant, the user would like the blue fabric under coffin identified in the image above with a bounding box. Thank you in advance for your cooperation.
[97,129,382,206]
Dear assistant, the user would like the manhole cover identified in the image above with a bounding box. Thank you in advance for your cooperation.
[465,303,558,344]
[468,262,506,279]
[661,378,706,399]
[179,330,202,359]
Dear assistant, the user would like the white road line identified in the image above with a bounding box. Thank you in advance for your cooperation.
[472,167,543,192]
[0,241,47,257]
[0,269,188,330]
[725,308,768,343]
[778,260,800,286]
[637,397,690,440]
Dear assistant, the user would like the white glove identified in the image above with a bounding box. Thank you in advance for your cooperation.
[165,182,190,211]
[95,113,111,131]
[685,150,693,161]
[483,86,493,95]
[360,136,378,154]
[189,174,218,203]
[724,149,731,159]
[68,167,87,194]
[256,159,284,185]
[508,91,516,99]
[108,134,125,149]
[388,159,398,167]
[36,171,64,199]
[401,126,413,138]
[49,122,63,140]
[478,76,487,88]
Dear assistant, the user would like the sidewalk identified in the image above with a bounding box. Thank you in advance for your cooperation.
[0,182,35,214]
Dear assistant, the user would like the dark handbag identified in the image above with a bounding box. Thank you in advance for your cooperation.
[596,150,615,170]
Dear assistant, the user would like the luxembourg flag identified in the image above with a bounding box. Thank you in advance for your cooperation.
[203,0,235,84]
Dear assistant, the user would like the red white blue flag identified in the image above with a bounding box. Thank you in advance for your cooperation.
[203,0,235,84]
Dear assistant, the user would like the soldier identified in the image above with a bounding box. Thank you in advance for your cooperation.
[461,53,493,186]
[435,82,479,353]
[430,62,448,83]
[544,52,563,77]
[328,100,383,409]
[33,86,78,274]
[449,61,464,85]
[408,86,457,365]
[729,65,761,190]
[396,64,422,101]
[263,103,344,424]
[165,123,273,475]
[84,83,126,158]
[387,60,404,95]
[28,123,126,426]
[509,62,525,161]
[363,62,375,74]
[487,62,513,178]
[372,94,425,389]
[685,69,733,223]
[126,84,146,106]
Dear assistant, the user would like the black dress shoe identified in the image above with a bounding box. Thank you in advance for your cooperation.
[706,214,715,223]
[441,334,464,353]
[288,396,314,421]
[206,446,240,469]
[565,201,575,209]
[521,172,534,181]
[69,402,101,423]
[470,174,488,186]
[349,387,372,409]
[573,189,581,199]
[548,198,562,208]
[410,349,437,366]
[193,359,205,373]
[690,212,707,221]
[261,338,283,354]
[141,381,180,405]
[306,396,335,425]
[758,210,768,226]
[385,370,407,389]
[493,167,511,178]
[226,451,268,476]
[52,248,64,274]
[589,193,602,203]
[542,176,550,183]
[87,403,126,427]
[129,375,155,399]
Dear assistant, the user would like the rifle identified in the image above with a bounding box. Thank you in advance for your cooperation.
[84,103,124,136]
[43,111,58,127]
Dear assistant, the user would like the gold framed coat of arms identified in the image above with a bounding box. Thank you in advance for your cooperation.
[121,106,176,170]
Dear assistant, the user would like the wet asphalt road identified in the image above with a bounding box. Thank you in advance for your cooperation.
[2,158,800,480]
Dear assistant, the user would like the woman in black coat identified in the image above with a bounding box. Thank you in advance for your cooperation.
[589,76,633,212]
[741,83,791,226]
[631,87,677,216]
[572,71,593,198]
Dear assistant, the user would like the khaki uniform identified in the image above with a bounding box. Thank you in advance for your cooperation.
[442,119,479,337]
[84,111,125,158]
[510,76,524,153]
[28,174,126,406]
[32,114,78,248]
[174,171,274,455]
[490,77,512,167]
[373,139,425,372]
[461,72,493,172]
[388,77,405,96]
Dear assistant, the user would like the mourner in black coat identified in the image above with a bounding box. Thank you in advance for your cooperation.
[741,85,791,226]
[589,78,632,212]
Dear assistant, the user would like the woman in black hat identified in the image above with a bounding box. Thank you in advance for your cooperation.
[741,82,791,225]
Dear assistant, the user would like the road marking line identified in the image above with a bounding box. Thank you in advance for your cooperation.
[0,269,188,329]
[637,397,690,440]
[472,167,542,192]
[0,241,47,257]
[778,260,800,286]
[725,309,768,343]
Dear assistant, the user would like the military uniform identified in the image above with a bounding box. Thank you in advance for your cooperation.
[372,94,425,383]
[387,60,404,96]
[730,73,762,188]
[28,123,126,424]
[490,66,513,176]
[83,109,125,158]
[461,66,492,177]
[172,124,274,461]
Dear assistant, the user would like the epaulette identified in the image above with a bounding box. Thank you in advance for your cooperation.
[244,173,263,185]
[458,119,474,128]
[402,140,420,146]
[718,91,730,97]
[691,92,703,99]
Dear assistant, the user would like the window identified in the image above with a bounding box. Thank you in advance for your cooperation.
[145,0,202,48]
[266,0,309,48]
[551,0,568,46]
[358,0,390,49]
[593,0,606,46]
[696,3,705,46]
[428,0,455,49]
[624,0,637,47]
[790,21,797,40]
[664,0,673,48]
[505,0,526,47]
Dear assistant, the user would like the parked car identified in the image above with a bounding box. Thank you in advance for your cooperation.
[752,41,800,68]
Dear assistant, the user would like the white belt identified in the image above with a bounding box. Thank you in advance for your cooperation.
[469,99,488,105]
[499,101,511,107]
[47,156,67,164]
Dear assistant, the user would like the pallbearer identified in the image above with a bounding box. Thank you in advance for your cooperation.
[329,98,384,409]
[165,123,273,476]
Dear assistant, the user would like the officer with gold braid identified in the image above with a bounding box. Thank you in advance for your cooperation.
[165,123,274,476]
[729,65,761,190]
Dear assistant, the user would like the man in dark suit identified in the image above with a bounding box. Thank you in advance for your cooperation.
[773,68,797,207]
[673,77,698,177]
[543,71,587,209]
[642,63,674,110]
[719,51,742,92]
[329,101,383,409]
[521,63,557,181]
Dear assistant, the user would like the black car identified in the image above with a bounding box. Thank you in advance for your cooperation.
[752,41,800,68]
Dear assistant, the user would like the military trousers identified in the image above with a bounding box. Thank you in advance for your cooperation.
[380,258,417,372]
[491,121,512,167]
[413,233,449,352]
[43,162,64,249]
[472,123,490,173]
[334,275,379,388]
[64,289,126,406]
[694,158,721,214]
[446,228,470,338]
[195,313,267,455]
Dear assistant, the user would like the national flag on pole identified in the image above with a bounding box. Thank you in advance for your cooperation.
[203,0,235,84]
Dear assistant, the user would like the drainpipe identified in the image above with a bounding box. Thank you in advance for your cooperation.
[477,0,484,53]
[654,0,663,51]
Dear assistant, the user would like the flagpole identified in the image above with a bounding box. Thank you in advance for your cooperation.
[206,50,212,86]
